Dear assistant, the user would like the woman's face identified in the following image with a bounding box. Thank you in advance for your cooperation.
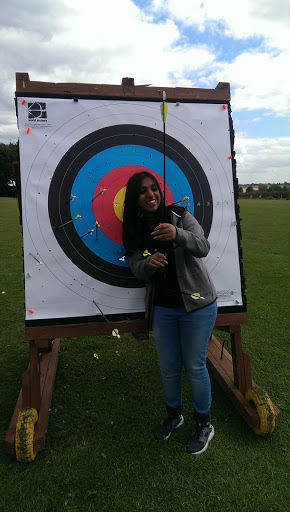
[138,176,161,214]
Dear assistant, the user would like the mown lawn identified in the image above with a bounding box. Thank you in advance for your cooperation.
[0,197,289,512]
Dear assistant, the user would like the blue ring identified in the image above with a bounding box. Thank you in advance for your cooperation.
[70,145,194,266]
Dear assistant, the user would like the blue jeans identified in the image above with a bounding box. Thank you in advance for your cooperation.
[152,301,217,416]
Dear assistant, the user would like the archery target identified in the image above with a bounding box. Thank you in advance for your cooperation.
[17,98,243,323]
[48,124,213,288]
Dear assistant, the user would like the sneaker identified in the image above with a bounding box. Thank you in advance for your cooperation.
[185,422,214,455]
[153,415,184,440]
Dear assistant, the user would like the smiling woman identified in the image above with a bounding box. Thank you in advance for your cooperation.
[122,170,217,455]
[138,176,161,213]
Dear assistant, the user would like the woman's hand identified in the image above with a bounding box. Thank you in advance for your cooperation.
[151,223,177,241]
[148,252,168,268]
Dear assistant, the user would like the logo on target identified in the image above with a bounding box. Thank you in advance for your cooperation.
[28,102,47,120]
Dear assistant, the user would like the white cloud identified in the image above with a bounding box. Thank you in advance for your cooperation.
[0,0,215,145]
[0,0,289,183]
[152,0,290,117]
[1,0,73,38]
[235,133,290,183]
[211,50,290,116]
[165,0,290,51]
[0,0,215,87]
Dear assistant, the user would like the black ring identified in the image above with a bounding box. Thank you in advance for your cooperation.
[48,124,213,287]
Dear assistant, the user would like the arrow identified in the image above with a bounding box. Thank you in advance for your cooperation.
[29,252,43,265]
[169,196,189,207]
[93,300,121,338]
[55,214,81,230]
[81,221,100,239]
[80,229,94,239]
[92,188,107,201]
[160,91,168,221]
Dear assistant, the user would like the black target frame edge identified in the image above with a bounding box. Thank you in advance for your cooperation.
[227,105,247,314]
[48,124,213,287]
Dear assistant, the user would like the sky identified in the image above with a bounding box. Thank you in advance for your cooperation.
[1,0,289,184]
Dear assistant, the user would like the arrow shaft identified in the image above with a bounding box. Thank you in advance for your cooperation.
[163,118,166,221]
[93,300,118,336]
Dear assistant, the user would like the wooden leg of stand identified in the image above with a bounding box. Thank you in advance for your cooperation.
[22,341,41,410]
[230,325,252,394]
[5,338,60,456]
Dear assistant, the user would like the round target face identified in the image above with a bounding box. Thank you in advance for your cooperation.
[48,124,213,288]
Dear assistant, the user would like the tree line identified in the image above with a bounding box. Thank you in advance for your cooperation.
[0,141,19,197]
[239,184,289,200]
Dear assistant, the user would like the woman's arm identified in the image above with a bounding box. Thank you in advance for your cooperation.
[151,210,210,258]
[129,250,157,282]
[175,210,210,257]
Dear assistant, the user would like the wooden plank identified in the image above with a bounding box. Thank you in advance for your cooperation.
[215,312,248,326]
[243,352,253,392]
[207,336,234,381]
[4,390,23,456]
[4,339,61,456]
[15,73,230,101]
[210,335,232,364]
[273,403,282,426]
[25,313,248,341]
[208,338,259,425]
[230,325,249,393]
[35,339,53,351]
[210,335,253,396]
[207,336,281,427]
[206,351,259,428]
[21,368,31,408]
[34,339,61,453]
[25,318,149,340]
[29,341,41,409]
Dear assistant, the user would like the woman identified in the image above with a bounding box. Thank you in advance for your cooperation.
[123,171,217,455]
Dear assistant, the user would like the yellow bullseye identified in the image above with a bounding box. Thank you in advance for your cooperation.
[113,187,126,222]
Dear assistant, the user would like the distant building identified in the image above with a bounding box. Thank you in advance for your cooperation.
[240,184,270,193]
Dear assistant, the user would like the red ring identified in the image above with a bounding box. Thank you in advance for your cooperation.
[92,165,174,244]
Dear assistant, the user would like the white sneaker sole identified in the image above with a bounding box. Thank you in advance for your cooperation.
[155,415,185,440]
[186,425,215,455]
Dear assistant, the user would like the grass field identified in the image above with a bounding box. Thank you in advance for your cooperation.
[0,198,289,512]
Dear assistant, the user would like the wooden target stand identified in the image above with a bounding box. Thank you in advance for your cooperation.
[5,74,281,459]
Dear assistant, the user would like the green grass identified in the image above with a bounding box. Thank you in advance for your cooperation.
[0,198,289,512]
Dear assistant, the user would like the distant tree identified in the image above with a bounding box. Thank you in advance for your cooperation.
[246,186,253,193]
[268,184,282,192]
[0,142,19,197]
[258,184,267,192]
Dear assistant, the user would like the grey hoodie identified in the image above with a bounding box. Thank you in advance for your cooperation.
[129,207,217,326]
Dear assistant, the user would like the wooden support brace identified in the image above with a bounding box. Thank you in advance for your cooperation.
[207,335,281,429]
[230,325,252,394]
[21,341,41,409]
[4,338,61,456]
[34,338,61,453]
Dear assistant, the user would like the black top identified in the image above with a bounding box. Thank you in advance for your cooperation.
[137,210,183,308]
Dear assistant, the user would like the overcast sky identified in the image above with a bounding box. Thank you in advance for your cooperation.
[1,0,289,183]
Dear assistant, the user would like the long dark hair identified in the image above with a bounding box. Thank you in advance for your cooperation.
[122,171,164,250]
